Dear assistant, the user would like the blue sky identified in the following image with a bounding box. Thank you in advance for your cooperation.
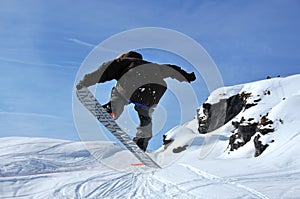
[0,0,299,149]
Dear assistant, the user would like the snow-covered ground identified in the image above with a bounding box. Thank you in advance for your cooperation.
[1,74,300,198]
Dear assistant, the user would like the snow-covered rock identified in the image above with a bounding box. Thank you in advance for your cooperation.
[191,74,300,158]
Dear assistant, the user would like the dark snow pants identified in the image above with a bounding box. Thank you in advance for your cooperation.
[104,88,154,147]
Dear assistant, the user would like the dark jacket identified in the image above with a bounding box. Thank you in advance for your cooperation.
[79,57,193,107]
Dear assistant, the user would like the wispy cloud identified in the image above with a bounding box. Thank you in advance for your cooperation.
[0,57,77,70]
[68,38,122,54]
[0,112,62,120]
[68,38,96,48]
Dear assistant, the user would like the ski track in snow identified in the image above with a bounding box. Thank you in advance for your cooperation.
[52,169,198,198]
[178,163,269,199]
[53,170,134,198]
[4,168,197,199]
[233,168,300,199]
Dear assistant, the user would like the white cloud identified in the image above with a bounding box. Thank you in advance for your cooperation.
[0,112,62,120]
[0,57,77,70]
[68,38,95,48]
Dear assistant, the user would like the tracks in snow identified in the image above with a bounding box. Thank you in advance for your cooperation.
[1,162,272,199]
[53,168,197,199]
[178,163,270,199]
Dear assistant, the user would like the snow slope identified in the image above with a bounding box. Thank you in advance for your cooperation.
[1,74,300,198]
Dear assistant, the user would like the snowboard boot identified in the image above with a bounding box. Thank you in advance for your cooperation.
[102,101,116,118]
[102,101,112,113]
[133,137,150,152]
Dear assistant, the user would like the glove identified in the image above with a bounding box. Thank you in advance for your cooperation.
[76,81,85,90]
[186,72,196,83]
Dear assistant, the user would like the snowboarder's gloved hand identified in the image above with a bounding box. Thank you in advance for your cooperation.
[186,72,196,83]
[76,81,85,90]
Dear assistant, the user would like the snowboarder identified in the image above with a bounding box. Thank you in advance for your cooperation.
[76,51,196,151]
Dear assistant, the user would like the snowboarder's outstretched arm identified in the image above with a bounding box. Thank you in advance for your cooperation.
[160,64,196,83]
[76,59,129,90]
[76,61,112,89]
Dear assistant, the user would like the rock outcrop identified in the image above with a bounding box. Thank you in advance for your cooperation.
[228,115,274,155]
[197,88,276,157]
[197,93,245,134]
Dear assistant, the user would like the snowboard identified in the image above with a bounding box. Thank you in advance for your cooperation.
[76,87,161,169]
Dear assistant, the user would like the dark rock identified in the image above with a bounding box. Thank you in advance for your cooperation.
[225,95,245,123]
[254,98,262,103]
[259,115,274,135]
[163,135,174,149]
[244,103,257,110]
[202,103,211,115]
[238,122,258,143]
[198,94,244,134]
[232,121,240,129]
[240,92,252,101]
[229,116,259,151]
[229,115,274,156]
[229,133,243,151]
[240,117,246,123]
[173,145,188,153]
[260,115,273,126]
[263,90,271,95]
[254,134,269,157]
[259,128,274,135]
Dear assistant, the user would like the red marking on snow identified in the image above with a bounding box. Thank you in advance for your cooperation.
[131,163,144,167]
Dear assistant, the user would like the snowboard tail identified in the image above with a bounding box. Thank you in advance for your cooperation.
[76,87,161,169]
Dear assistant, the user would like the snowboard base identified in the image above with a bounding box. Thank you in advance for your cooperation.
[76,87,161,169]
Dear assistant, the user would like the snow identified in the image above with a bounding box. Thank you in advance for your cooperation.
[1,74,300,198]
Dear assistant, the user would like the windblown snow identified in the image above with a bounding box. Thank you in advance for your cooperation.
[1,74,300,198]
